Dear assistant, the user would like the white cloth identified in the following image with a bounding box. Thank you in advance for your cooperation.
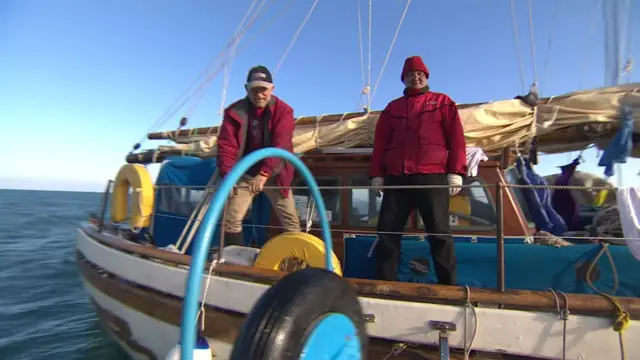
[447,174,463,196]
[466,146,488,177]
[616,187,640,261]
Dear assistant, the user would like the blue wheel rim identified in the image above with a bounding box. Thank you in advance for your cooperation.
[300,313,362,360]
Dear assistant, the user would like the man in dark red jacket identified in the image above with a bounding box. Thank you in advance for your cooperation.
[216,65,300,246]
[369,56,467,285]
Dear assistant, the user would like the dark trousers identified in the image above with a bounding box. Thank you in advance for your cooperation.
[376,174,457,285]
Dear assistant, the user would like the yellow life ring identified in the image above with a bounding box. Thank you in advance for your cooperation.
[110,164,155,229]
[254,232,343,276]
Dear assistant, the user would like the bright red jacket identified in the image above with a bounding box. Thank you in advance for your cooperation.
[217,95,295,197]
[369,90,467,178]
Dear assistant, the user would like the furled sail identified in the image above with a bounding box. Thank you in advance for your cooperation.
[147,83,640,159]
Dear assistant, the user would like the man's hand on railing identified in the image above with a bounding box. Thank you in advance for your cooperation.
[447,174,463,196]
[371,177,384,197]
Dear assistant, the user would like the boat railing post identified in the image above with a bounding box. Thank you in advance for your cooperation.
[496,182,505,298]
[98,180,113,232]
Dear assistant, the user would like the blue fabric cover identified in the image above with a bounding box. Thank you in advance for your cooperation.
[343,235,640,297]
[552,158,582,231]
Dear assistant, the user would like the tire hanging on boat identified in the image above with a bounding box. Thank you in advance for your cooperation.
[230,267,368,360]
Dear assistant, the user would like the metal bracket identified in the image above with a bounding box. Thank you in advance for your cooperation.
[429,321,457,360]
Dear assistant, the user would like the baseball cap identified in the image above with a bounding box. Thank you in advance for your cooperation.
[246,65,273,89]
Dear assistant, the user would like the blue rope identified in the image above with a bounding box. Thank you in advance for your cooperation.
[179,147,333,360]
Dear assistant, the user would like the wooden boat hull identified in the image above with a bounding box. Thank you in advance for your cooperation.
[76,223,639,359]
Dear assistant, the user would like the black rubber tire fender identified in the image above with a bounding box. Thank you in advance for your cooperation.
[230,267,368,360]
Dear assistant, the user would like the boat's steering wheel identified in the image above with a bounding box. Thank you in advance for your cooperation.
[177,147,334,360]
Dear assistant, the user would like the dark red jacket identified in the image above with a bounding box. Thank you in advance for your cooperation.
[217,95,295,197]
[369,91,467,178]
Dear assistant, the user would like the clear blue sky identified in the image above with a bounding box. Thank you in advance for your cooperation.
[1,0,638,192]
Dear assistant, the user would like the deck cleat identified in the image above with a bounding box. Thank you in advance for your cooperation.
[429,321,457,360]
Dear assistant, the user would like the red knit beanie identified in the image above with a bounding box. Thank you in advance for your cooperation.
[401,56,429,82]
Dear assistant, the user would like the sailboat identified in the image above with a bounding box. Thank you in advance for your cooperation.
[76,0,640,359]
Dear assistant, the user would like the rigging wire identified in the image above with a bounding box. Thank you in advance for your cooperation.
[539,0,562,93]
[367,0,372,108]
[184,0,271,118]
[275,0,321,76]
[621,0,634,82]
[136,0,274,144]
[197,0,297,94]
[219,0,261,116]
[579,0,601,89]
[527,0,538,88]
[603,0,622,86]
[369,0,411,108]
[154,0,265,129]
[356,0,366,93]
[356,0,370,111]
[509,0,526,94]
[145,0,297,144]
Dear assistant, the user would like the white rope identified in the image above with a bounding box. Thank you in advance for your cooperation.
[196,258,222,331]
[275,0,321,76]
[463,285,479,360]
[369,0,411,108]
[509,0,526,94]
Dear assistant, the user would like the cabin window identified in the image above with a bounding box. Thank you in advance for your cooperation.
[417,178,496,230]
[348,177,411,228]
[504,166,534,226]
[349,177,381,227]
[158,187,195,217]
[292,176,341,225]
[157,187,251,219]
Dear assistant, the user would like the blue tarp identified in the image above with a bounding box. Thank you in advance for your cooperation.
[552,158,582,231]
[343,235,640,297]
[515,157,567,235]
[152,156,270,254]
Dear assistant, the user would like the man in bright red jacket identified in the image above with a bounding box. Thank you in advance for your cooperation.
[216,65,300,247]
[369,56,467,285]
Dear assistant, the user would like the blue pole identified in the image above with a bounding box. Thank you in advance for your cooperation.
[179,147,334,360]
